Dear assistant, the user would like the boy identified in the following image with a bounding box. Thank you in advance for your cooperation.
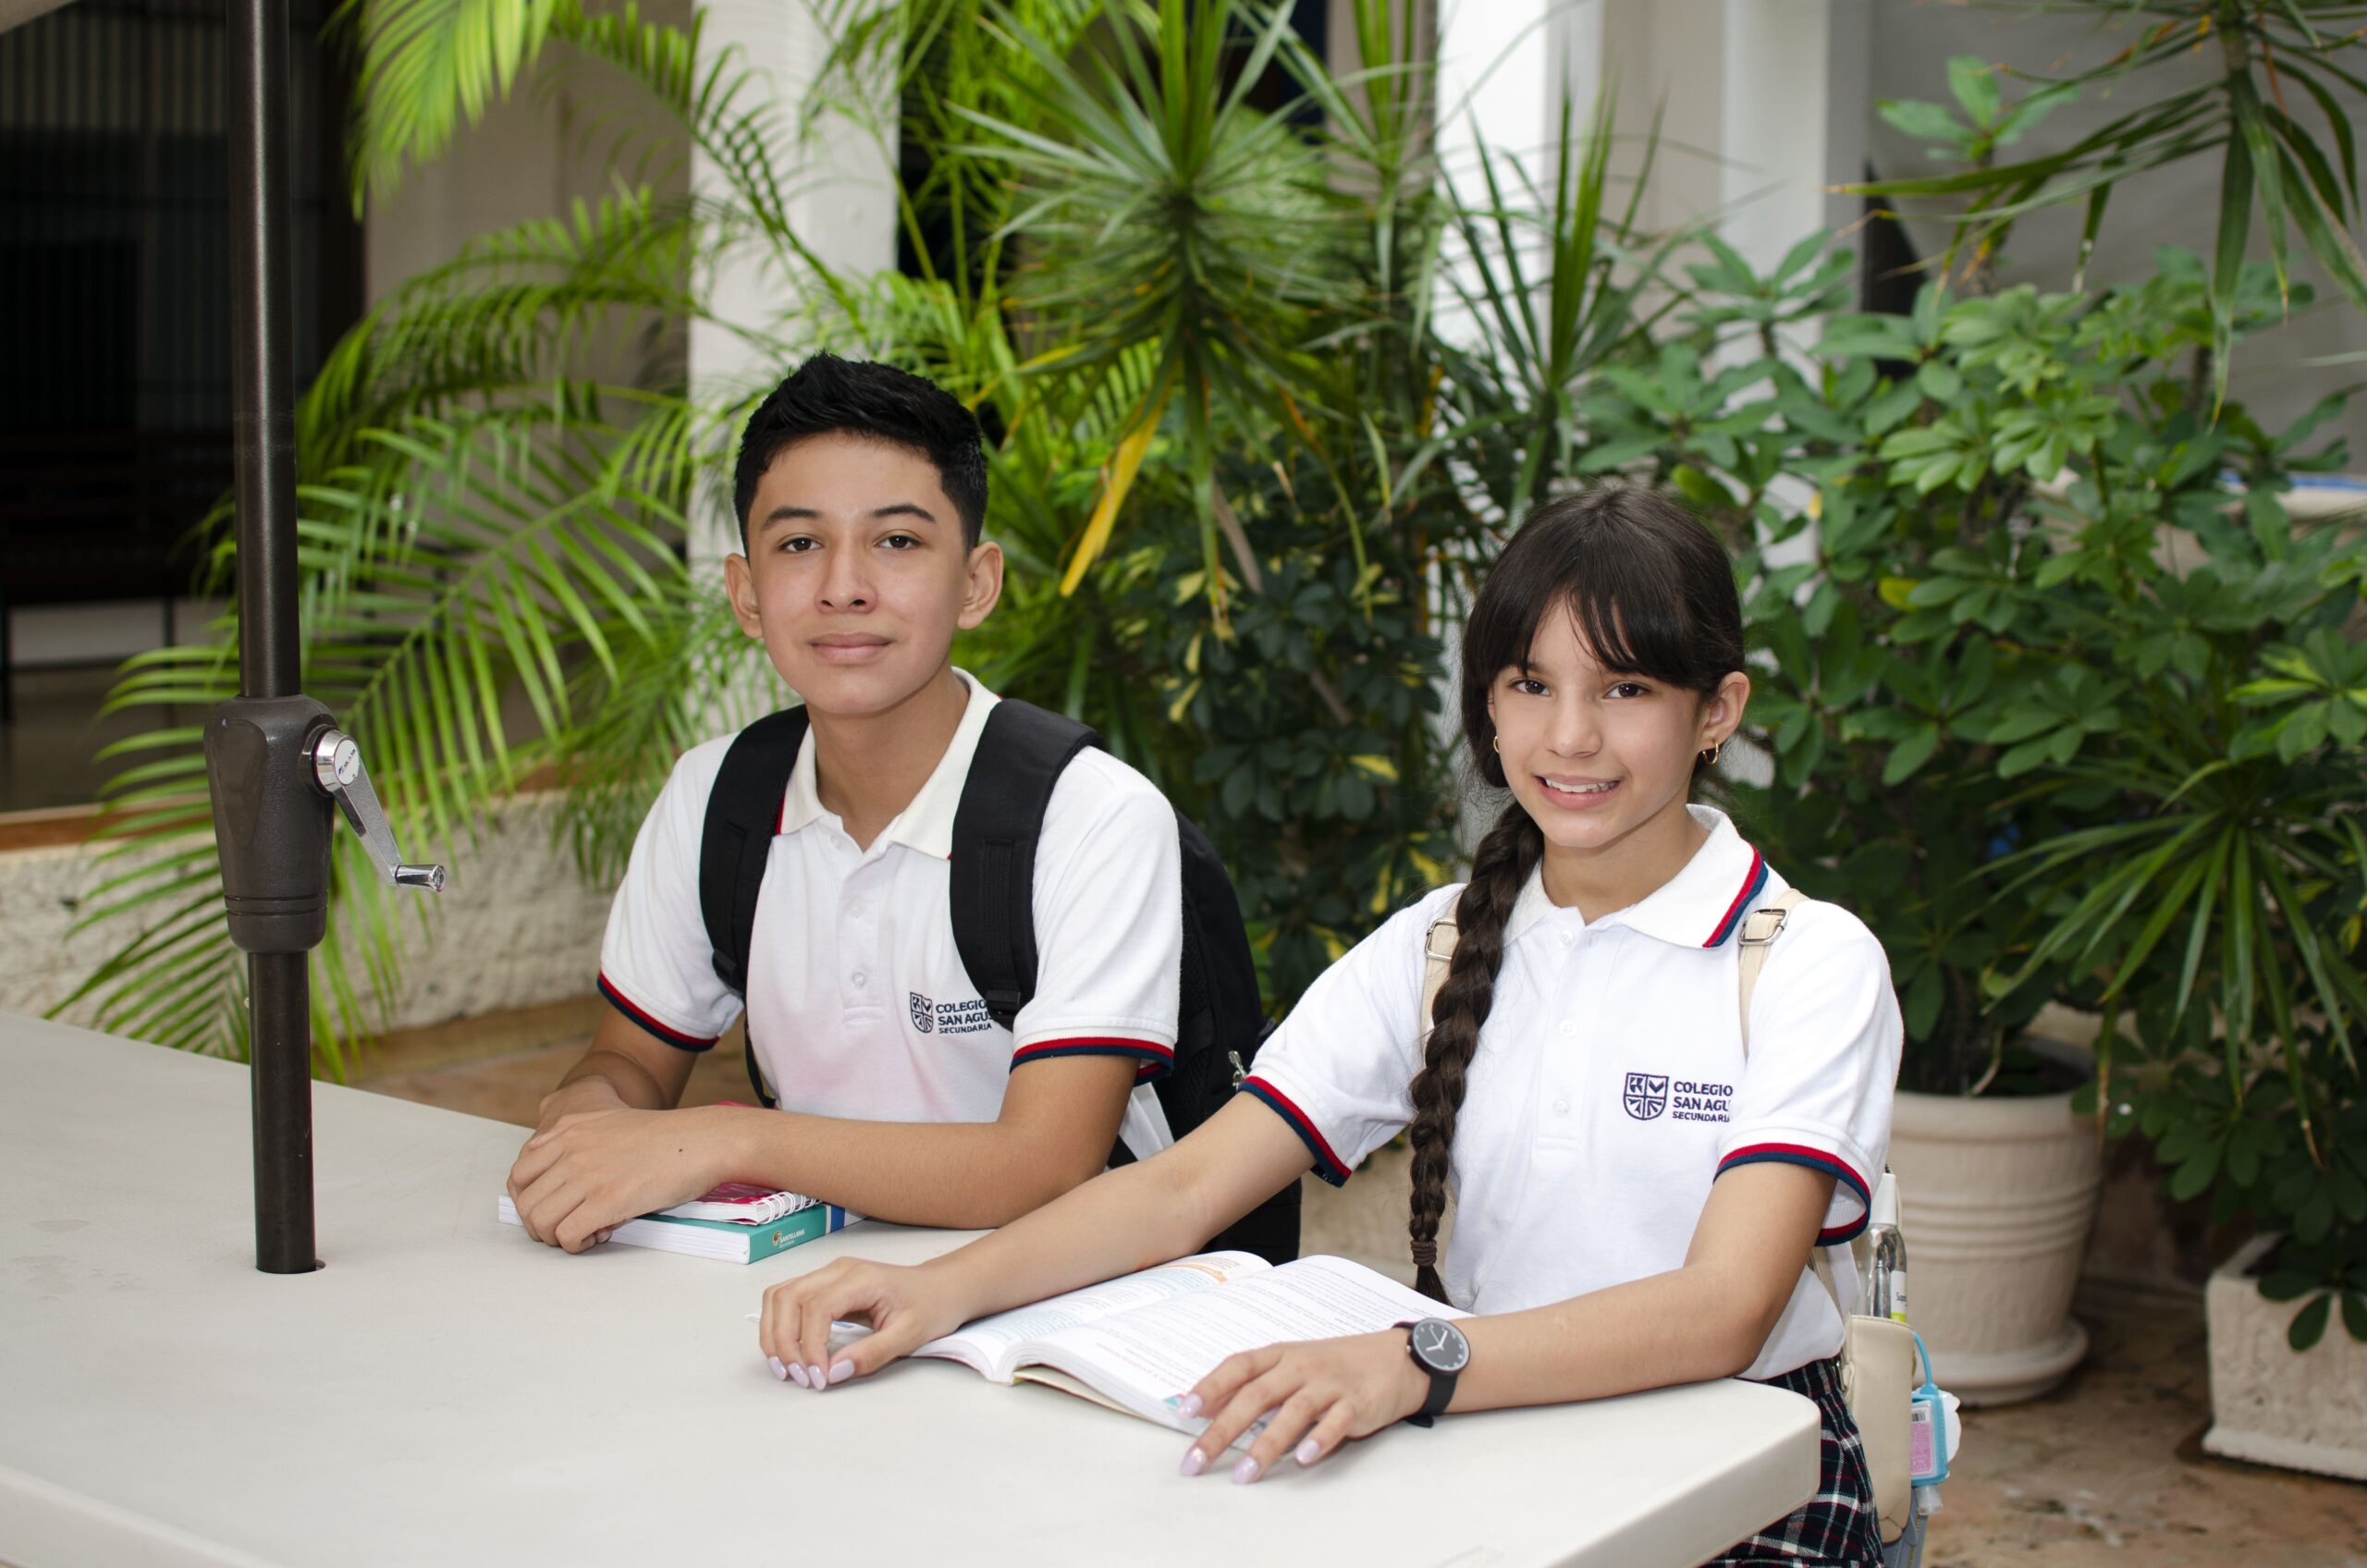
[507,355,1182,1251]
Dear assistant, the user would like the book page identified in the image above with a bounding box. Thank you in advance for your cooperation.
[915,1252,1269,1381]
[1015,1256,1465,1429]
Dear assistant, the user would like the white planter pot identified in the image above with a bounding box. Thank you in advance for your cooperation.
[2204,1233,2367,1479]
[1887,1084,2103,1406]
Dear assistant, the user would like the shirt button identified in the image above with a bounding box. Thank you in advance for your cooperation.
[1559,1019,1577,1038]
[1559,929,1576,948]
[851,970,868,987]
[1552,1097,1570,1115]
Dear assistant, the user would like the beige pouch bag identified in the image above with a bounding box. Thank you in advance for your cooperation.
[1421,889,1916,1544]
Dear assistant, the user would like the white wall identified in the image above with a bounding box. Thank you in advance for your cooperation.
[1430,0,1864,321]
[1866,5,2367,461]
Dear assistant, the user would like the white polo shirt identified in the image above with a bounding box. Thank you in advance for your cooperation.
[595,668,1183,1153]
[1243,806,1900,1379]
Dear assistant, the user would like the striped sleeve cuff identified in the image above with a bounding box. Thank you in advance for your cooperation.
[1717,1142,1872,1244]
[1242,1075,1352,1187]
[597,974,718,1053]
[1011,1036,1175,1083]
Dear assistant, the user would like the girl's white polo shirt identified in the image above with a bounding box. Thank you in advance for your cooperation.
[1243,806,1901,1379]
[595,669,1184,1153]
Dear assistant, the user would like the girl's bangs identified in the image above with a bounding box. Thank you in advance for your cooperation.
[1487,527,1712,693]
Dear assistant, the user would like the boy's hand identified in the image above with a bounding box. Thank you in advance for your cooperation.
[757,1258,971,1390]
[1176,1330,1429,1484]
[505,1106,721,1252]
[532,1075,628,1134]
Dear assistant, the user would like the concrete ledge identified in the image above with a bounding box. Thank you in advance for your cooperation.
[0,793,614,1040]
[2204,1233,2367,1481]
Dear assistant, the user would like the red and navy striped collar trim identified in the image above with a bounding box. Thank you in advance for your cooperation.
[1703,850,1770,948]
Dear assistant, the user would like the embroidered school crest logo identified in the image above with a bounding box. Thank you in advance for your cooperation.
[1623,1073,1669,1121]
[909,992,935,1034]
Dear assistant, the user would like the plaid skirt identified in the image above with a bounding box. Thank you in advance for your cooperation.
[1703,1356,1885,1568]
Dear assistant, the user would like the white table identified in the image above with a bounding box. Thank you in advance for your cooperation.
[0,1015,1817,1568]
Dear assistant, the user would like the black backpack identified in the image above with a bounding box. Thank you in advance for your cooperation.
[696,698,1300,1265]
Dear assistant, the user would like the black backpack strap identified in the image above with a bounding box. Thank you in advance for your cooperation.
[950,700,1100,1030]
[698,706,811,1109]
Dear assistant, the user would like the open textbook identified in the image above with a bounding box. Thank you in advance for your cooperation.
[904,1252,1466,1433]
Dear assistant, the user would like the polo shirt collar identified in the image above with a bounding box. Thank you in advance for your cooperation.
[775,668,1001,857]
[1502,805,1769,949]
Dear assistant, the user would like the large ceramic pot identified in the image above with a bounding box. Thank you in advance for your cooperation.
[1887,1082,2103,1406]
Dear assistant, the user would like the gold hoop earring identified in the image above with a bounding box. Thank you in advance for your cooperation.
[1702,742,1723,766]
[1490,735,1500,753]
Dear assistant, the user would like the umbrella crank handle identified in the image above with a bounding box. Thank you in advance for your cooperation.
[307,729,446,892]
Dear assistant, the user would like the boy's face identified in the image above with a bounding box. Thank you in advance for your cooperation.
[725,431,1001,718]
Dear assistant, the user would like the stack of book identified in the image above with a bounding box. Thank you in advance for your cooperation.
[497,1181,860,1263]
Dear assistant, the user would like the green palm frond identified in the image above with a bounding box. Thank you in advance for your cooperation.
[553,591,773,882]
[303,189,704,459]
[341,0,571,206]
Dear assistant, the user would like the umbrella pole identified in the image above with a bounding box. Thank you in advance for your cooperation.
[224,0,317,1274]
[211,0,445,1277]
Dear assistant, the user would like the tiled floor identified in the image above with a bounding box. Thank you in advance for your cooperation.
[364,1028,2367,1565]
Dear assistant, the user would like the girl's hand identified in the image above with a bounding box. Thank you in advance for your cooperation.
[1179,1329,1429,1483]
[758,1257,970,1390]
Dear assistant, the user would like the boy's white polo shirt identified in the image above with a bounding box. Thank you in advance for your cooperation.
[1243,805,1901,1380]
[595,668,1183,1152]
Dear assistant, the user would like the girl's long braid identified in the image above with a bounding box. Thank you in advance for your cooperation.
[1406,801,1544,1303]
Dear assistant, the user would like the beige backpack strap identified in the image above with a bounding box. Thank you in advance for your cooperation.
[1419,913,1459,1030]
[1734,888,1807,1057]
[1811,1245,1849,1319]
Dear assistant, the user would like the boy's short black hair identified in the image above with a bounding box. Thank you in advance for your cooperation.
[732,353,989,550]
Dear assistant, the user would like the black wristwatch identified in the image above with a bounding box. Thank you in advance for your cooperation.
[1396,1317,1470,1427]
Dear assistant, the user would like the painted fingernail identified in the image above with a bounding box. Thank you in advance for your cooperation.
[1232,1456,1262,1486]
[1178,1448,1207,1477]
[789,1362,810,1387]
[767,1355,789,1381]
[828,1359,855,1386]
[808,1365,827,1390]
[1295,1438,1322,1466]
[1177,1393,1202,1418]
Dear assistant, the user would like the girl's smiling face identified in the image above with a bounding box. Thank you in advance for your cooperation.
[1488,606,1748,878]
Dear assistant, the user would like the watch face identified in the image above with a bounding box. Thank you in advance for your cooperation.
[1411,1318,1470,1374]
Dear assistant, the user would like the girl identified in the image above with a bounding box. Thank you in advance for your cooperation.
[756,487,1901,1567]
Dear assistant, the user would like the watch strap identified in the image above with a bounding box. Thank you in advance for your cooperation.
[1394,1318,1455,1427]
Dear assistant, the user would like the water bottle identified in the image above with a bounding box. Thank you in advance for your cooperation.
[1863,1170,1907,1324]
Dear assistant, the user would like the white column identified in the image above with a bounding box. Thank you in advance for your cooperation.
[686,0,900,581]
[1434,0,1618,359]
[1714,0,1836,276]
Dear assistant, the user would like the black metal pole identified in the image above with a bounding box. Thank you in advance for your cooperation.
[227,0,298,703]
[248,952,315,1268]
[225,0,316,1274]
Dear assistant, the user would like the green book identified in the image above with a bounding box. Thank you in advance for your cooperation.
[496,1194,860,1263]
